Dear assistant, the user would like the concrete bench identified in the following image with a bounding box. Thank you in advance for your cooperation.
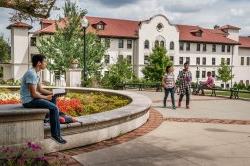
[0,104,48,146]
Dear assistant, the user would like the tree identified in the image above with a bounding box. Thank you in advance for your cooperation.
[37,1,106,79]
[216,62,234,88]
[0,35,10,63]
[142,46,171,82]
[0,0,56,20]
[101,58,133,88]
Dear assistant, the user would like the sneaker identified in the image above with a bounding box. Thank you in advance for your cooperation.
[51,136,67,144]
[172,106,176,110]
[186,105,190,109]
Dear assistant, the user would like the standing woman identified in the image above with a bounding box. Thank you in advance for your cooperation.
[177,62,192,109]
[162,65,176,109]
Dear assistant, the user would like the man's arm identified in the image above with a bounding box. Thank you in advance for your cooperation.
[37,83,52,95]
[29,84,52,100]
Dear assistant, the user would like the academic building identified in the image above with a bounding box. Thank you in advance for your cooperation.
[1,14,250,87]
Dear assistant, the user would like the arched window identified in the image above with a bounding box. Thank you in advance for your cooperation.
[155,40,159,47]
[144,40,149,49]
[170,41,174,50]
[160,41,165,47]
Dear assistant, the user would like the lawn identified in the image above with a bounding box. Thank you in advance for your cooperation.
[206,90,250,99]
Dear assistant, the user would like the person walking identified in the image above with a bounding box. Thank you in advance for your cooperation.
[162,65,176,109]
[177,62,192,109]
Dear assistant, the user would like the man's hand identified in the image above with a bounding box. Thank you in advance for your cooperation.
[46,95,53,101]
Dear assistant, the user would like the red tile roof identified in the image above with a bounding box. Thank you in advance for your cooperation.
[176,25,239,45]
[36,16,242,45]
[36,16,139,38]
[7,22,32,30]
[239,36,250,48]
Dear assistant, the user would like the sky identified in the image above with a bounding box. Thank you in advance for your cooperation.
[1,0,250,42]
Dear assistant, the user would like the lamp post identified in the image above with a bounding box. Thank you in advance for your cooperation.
[81,16,89,87]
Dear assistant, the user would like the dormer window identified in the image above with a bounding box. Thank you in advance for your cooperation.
[97,24,104,30]
[92,21,106,30]
[191,29,203,37]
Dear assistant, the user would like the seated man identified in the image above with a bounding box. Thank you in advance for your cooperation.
[20,54,67,144]
[196,71,214,95]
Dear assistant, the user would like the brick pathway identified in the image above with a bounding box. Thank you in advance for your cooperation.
[46,108,163,165]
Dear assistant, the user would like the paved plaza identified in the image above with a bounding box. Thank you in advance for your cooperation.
[66,91,250,166]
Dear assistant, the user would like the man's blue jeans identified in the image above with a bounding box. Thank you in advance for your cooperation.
[23,96,60,138]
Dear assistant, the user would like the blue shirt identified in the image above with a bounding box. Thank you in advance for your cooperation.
[20,68,40,104]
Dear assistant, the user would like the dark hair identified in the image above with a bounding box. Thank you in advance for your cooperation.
[165,65,172,73]
[207,71,212,75]
[32,54,46,67]
[184,62,189,65]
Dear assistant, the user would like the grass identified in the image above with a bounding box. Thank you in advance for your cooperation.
[206,90,250,99]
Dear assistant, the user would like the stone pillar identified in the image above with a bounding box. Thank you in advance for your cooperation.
[66,68,82,87]
[0,104,48,146]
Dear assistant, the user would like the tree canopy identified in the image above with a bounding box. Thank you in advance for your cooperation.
[142,46,171,82]
[0,0,56,21]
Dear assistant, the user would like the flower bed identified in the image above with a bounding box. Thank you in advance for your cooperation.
[0,90,130,117]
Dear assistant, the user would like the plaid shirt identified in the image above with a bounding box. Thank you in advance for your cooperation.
[177,70,192,94]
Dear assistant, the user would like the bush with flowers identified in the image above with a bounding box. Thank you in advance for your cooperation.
[0,90,130,117]
[0,142,47,166]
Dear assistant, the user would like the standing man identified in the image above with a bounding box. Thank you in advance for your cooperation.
[177,62,192,109]
[20,54,67,144]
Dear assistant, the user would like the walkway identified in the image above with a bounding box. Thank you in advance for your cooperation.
[57,91,250,166]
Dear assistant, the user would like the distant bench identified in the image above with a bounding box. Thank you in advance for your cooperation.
[119,82,162,92]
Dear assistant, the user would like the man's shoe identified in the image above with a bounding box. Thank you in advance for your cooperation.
[172,106,176,110]
[52,136,67,144]
[186,105,190,109]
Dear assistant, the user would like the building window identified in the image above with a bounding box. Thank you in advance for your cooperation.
[226,84,230,89]
[144,40,149,49]
[118,55,123,62]
[30,37,36,46]
[227,45,231,52]
[96,24,104,30]
[241,57,244,65]
[197,43,200,51]
[118,39,124,48]
[221,58,225,64]
[127,40,132,49]
[247,57,250,65]
[212,57,216,65]
[212,71,215,78]
[105,38,110,48]
[186,57,190,64]
[196,70,200,78]
[227,58,230,65]
[196,57,200,65]
[155,40,159,47]
[202,44,206,51]
[202,57,206,65]
[179,57,184,65]
[246,80,249,85]
[186,42,190,51]
[202,71,206,78]
[104,55,110,64]
[221,84,224,88]
[127,55,132,64]
[170,41,174,50]
[212,44,216,52]
[144,55,149,64]
[222,45,225,52]
[160,41,165,47]
[170,56,174,62]
[179,42,184,51]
